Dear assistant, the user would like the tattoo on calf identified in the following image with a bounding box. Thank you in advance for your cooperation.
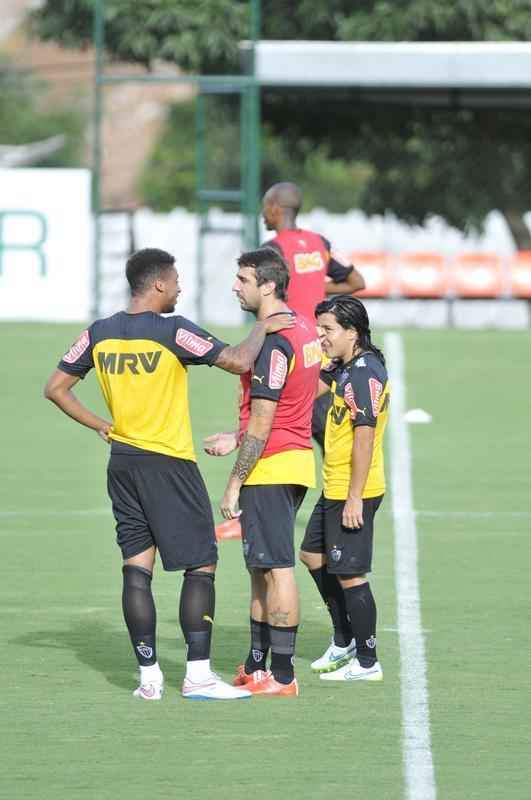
[270,608,290,626]
[231,433,266,482]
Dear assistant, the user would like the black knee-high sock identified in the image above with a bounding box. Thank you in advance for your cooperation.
[122,565,157,667]
[244,618,270,674]
[269,624,298,684]
[342,582,377,667]
[309,566,352,647]
[179,570,215,661]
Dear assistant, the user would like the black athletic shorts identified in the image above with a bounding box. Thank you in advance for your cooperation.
[107,451,218,571]
[239,484,307,569]
[301,493,384,575]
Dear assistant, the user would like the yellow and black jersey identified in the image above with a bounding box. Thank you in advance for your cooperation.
[321,352,389,500]
[58,312,227,460]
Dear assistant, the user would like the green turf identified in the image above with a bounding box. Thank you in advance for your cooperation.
[402,330,531,800]
[2,323,529,799]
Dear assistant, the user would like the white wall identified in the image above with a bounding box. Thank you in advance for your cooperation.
[128,207,518,324]
[0,169,92,321]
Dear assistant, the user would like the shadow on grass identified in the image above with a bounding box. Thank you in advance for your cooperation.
[12,615,332,690]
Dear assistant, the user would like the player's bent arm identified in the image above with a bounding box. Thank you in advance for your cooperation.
[44,369,112,441]
[343,426,375,529]
[230,398,276,484]
[325,266,366,295]
[213,314,295,374]
[316,378,331,398]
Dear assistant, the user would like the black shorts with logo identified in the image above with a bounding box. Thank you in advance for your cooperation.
[301,493,384,576]
[107,449,218,571]
[239,484,307,569]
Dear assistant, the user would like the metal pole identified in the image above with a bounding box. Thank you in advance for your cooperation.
[195,93,207,323]
[245,0,261,248]
[92,0,104,318]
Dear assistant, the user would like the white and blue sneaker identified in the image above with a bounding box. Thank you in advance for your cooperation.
[320,657,383,682]
[182,672,251,700]
[310,638,356,673]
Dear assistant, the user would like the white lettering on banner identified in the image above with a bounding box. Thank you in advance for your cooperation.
[268,349,288,389]
[175,328,214,357]
[63,330,90,364]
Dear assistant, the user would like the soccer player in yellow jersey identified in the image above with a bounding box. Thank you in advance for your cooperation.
[300,296,389,682]
[44,248,293,701]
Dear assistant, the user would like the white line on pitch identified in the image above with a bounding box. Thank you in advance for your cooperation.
[385,331,437,800]
[0,509,110,517]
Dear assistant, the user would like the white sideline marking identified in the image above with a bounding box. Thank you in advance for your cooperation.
[385,332,437,800]
[0,509,110,518]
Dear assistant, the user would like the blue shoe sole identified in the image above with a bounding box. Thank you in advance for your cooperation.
[183,694,251,700]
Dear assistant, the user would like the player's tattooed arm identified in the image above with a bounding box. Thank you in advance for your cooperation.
[230,432,266,482]
[213,314,295,374]
[220,398,277,519]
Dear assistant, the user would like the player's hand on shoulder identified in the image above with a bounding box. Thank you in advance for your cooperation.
[204,431,238,456]
[263,313,295,334]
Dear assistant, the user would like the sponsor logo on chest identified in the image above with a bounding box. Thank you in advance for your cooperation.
[97,351,161,374]
[293,251,325,274]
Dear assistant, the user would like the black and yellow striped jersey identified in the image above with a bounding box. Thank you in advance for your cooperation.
[321,352,389,500]
[58,311,227,460]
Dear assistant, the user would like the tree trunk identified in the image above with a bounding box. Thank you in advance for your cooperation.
[501,209,531,251]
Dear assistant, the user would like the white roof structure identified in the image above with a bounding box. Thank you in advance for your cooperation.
[249,41,531,89]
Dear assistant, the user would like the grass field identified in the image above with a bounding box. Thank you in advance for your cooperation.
[2,323,530,800]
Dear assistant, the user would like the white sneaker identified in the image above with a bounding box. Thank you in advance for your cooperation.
[320,657,383,682]
[182,672,252,700]
[310,638,356,673]
[133,680,164,700]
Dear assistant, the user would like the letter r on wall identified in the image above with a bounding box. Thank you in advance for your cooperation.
[0,211,48,276]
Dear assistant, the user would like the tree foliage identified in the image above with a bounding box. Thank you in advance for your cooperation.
[139,98,369,213]
[0,59,85,166]
[29,0,531,245]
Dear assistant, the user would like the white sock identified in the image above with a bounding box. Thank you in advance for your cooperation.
[140,662,163,684]
[185,659,211,683]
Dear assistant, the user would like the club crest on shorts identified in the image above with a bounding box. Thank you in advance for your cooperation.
[136,643,153,659]
[366,636,376,649]
[252,649,263,662]
[330,546,342,562]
